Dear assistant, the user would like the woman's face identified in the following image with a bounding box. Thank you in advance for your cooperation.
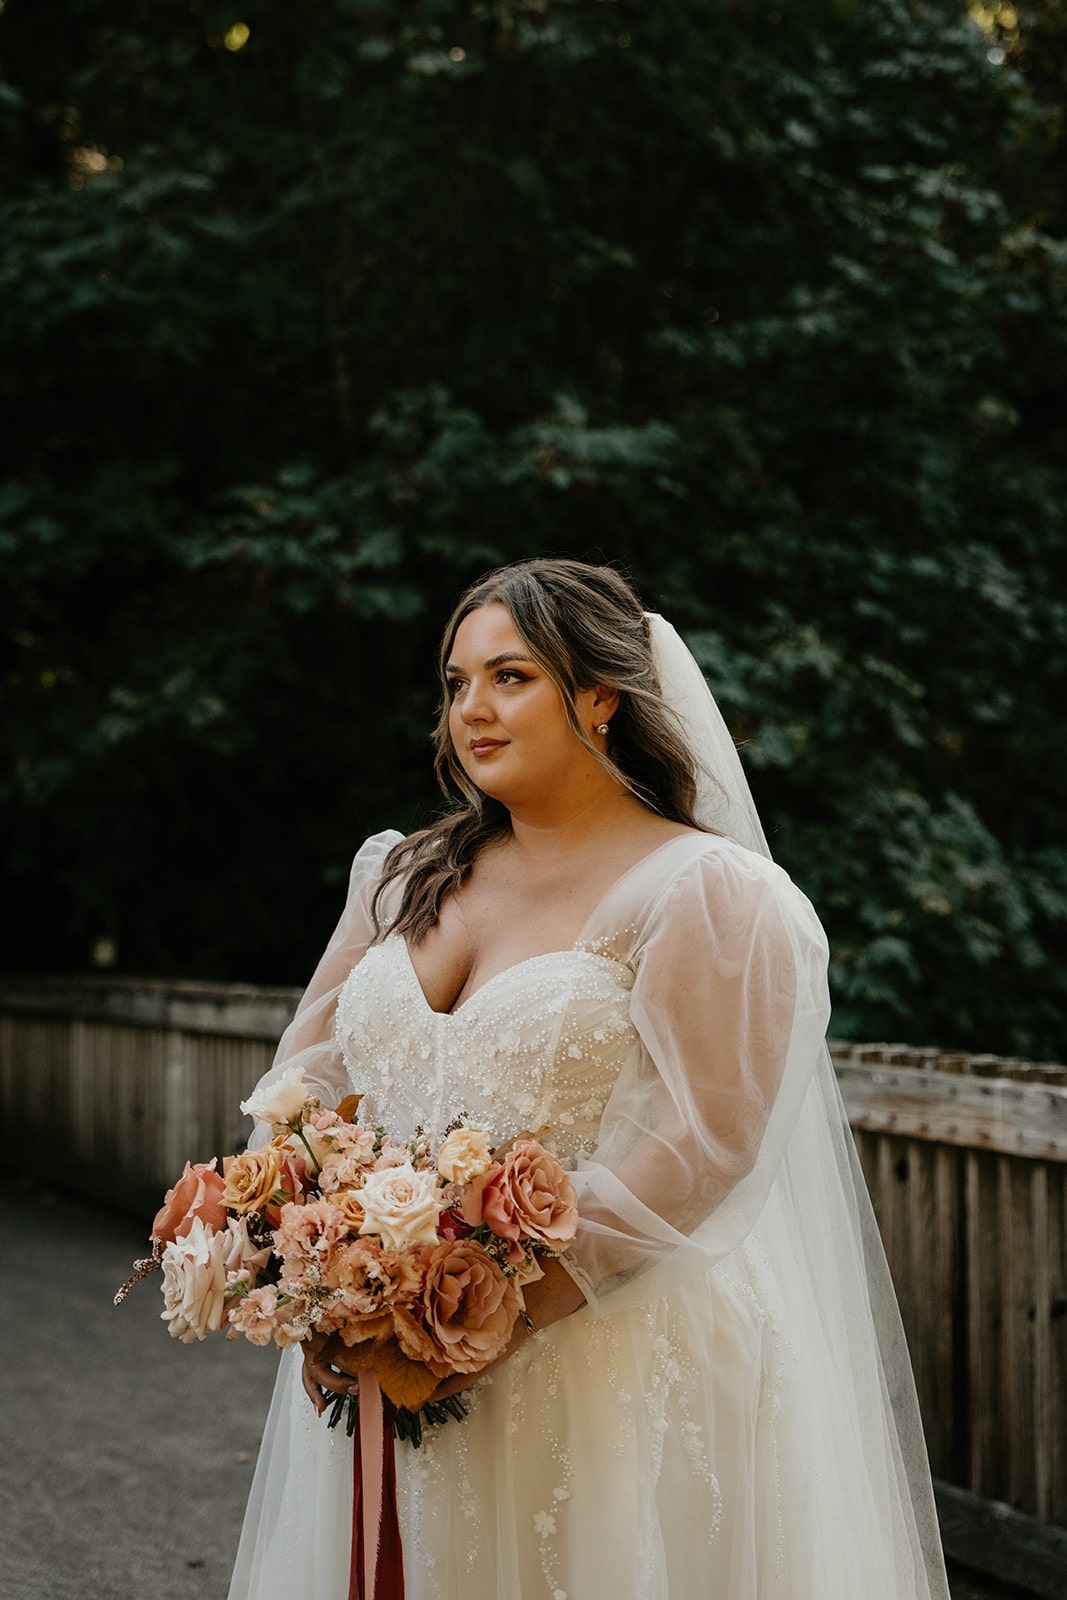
[445,604,610,808]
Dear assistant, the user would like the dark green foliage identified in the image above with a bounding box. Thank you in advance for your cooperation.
[1,0,1064,1054]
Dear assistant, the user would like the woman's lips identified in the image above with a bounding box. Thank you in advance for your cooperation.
[469,739,507,758]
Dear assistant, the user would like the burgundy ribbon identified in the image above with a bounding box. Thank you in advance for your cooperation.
[349,1371,405,1600]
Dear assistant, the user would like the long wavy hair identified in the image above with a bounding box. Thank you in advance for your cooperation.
[372,559,710,943]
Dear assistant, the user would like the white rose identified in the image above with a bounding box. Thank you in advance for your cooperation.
[240,1063,308,1127]
[357,1161,445,1250]
[437,1126,494,1185]
[160,1216,228,1343]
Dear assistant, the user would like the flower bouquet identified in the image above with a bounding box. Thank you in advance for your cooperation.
[117,1063,579,1445]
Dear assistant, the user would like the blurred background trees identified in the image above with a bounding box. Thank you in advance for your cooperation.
[1,0,1064,1055]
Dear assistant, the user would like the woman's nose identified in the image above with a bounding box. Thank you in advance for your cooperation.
[457,678,491,723]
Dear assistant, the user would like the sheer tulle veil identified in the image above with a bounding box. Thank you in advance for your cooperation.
[646,611,949,1596]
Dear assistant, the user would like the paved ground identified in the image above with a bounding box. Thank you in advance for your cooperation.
[0,1168,1039,1600]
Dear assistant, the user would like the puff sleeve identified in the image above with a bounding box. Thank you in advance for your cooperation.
[564,842,832,1311]
[245,829,403,1149]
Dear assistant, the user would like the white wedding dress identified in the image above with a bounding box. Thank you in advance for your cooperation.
[229,829,949,1600]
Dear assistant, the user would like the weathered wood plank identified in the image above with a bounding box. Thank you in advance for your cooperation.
[935,1479,1067,1600]
[837,1062,1067,1162]
[0,975,301,1040]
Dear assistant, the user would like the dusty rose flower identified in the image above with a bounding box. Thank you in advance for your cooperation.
[153,1159,229,1245]
[314,1113,377,1165]
[377,1246,430,1305]
[240,1063,308,1127]
[220,1215,273,1277]
[419,1238,519,1376]
[227,1284,286,1346]
[273,1199,349,1272]
[160,1216,230,1342]
[319,1152,373,1197]
[358,1162,445,1250]
[458,1166,501,1229]
[320,1240,385,1312]
[481,1140,578,1249]
[437,1126,494,1185]
[374,1139,411,1171]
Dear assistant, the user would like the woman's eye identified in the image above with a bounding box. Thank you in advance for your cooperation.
[446,678,465,698]
[496,670,525,686]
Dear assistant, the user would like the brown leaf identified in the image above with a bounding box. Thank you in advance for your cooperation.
[335,1094,363,1125]
[372,1339,440,1411]
[322,1335,378,1377]
[333,1311,394,1350]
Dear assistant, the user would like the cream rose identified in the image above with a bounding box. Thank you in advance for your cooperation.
[240,1063,308,1127]
[357,1161,445,1250]
[437,1126,494,1185]
[160,1215,229,1343]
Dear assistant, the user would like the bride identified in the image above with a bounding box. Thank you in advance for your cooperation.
[229,559,950,1599]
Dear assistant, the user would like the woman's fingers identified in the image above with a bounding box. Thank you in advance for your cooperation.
[300,1338,359,1412]
[301,1358,329,1415]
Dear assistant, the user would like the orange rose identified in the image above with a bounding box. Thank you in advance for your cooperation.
[221,1147,286,1216]
[420,1238,519,1377]
[481,1140,578,1249]
[152,1159,229,1245]
[332,1188,367,1233]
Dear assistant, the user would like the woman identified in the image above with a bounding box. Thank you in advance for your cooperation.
[229,559,949,1600]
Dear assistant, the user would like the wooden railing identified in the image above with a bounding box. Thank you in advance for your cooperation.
[3,977,1066,1564]
[831,1042,1067,1537]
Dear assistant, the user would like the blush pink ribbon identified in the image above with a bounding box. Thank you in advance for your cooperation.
[348,1372,405,1600]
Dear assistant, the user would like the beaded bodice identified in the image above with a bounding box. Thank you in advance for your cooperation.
[333,933,638,1162]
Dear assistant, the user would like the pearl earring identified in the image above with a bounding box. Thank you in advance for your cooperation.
[596,723,610,736]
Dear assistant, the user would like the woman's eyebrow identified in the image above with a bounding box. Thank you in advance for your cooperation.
[444,653,536,674]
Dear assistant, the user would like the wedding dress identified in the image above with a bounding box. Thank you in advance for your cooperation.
[228,823,949,1600]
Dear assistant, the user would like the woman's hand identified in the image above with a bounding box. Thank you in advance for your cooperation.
[300,1330,359,1416]
[426,1255,586,1403]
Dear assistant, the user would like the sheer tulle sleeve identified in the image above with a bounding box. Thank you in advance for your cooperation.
[566,843,832,1311]
[245,829,404,1150]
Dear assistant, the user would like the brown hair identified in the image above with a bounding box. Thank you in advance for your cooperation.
[372,558,710,943]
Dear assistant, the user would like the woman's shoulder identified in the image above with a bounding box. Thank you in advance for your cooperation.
[347,828,407,889]
[588,829,821,954]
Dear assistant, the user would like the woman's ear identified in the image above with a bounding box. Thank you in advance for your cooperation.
[591,684,620,724]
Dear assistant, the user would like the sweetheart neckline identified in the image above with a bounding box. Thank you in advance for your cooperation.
[392,830,710,1018]
[391,935,632,1019]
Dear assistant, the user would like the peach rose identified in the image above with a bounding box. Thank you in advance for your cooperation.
[437,1126,493,1185]
[358,1162,445,1250]
[481,1140,578,1249]
[153,1158,229,1245]
[331,1188,367,1233]
[221,1147,287,1215]
[419,1238,519,1376]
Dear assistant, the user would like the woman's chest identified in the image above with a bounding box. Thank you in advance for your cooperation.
[333,936,639,1158]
